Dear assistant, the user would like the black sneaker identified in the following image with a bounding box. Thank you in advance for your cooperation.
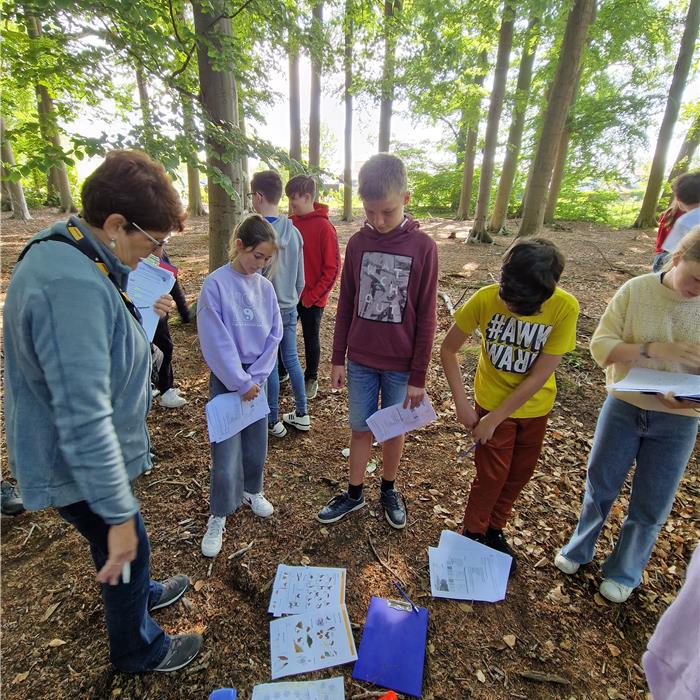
[461,528,486,544]
[149,574,189,612]
[153,633,203,672]
[316,492,366,524]
[1,481,24,516]
[485,527,518,573]
[380,488,407,530]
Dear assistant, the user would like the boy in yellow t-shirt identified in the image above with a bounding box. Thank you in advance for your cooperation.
[440,238,578,572]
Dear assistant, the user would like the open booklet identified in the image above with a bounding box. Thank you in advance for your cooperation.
[608,367,700,403]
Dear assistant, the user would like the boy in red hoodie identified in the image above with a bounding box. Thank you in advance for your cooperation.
[286,175,341,399]
[317,154,438,529]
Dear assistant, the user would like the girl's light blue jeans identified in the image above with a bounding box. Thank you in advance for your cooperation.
[267,307,307,424]
[561,395,698,588]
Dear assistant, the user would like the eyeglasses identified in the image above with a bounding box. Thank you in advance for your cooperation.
[129,221,171,251]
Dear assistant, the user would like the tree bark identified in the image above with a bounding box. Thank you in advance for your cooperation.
[469,0,516,244]
[633,0,700,228]
[1,117,32,220]
[26,13,75,213]
[240,107,250,201]
[518,0,596,237]
[378,0,401,152]
[135,65,156,154]
[192,0,243,271]
[667,111,700,185]
[308,2,323,169]
[182,95,206,216]
[343,0,353,221]
[488,15,539,234]
[1,178,12,212]
[288,34,302,166]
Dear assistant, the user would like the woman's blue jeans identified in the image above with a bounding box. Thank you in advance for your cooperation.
[267,307,307,423]
[561,395,698,588]
[57,501,168,672]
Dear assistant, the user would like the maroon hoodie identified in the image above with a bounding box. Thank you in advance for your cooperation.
[290,202,340,307]
[331,216,438,388]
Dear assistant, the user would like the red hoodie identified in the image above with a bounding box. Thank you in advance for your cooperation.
[331,216,438,388]
[290,202,340,307]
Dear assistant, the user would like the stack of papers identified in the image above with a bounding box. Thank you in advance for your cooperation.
[608,367,700,403]
[126,259,175,341]
[252,677,344,699]
[205,391,269,443]
[429,530,511,602]
[366,395,438,443]
[268,565,357,680]
[268,565,347,617]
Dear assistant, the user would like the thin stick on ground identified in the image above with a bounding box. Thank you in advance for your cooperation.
[367,534,408,587]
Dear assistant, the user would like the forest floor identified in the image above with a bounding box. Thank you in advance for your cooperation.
[1,209,698,700]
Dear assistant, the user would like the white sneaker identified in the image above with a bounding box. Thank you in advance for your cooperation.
[600,579,633,603]
[268,421,287,438]
[159,388,187,408]
[152,387,161,399]
[305,379,318,400]
[201,515,226,557]
[243,491,274,518]
[282,411,311,432]
[554,550,580,575]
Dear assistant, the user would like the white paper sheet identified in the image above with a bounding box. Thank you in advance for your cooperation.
[428,530,511,602]
[608,367,700,402]
[365,395,438,443]
[205,391,269,443]
[268,565,347,618]
[126,260,175,341]
[252,677,345,700]
[269,605,357,680]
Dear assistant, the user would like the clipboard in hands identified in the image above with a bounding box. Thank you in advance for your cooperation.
[352,596,429,698]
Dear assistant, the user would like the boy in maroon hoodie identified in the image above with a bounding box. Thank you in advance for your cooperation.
[286,175,341,400]
[317,154,438,529]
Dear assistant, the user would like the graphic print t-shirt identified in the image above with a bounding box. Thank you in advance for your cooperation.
[454,284,579,418]
[357,251,412,323]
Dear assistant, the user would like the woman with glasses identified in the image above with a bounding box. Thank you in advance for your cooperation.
[3,150,202,673]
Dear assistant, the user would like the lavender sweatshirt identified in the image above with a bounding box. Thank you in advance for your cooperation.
[197,264,282,395]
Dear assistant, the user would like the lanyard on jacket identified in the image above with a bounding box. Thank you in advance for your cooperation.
[17,225,143,324]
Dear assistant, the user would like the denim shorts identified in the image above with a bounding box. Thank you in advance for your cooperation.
[347,360,410,431]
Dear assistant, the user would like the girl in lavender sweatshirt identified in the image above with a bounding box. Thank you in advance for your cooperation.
[197,216,283,558]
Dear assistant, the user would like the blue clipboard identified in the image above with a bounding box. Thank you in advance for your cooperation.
[352,596,429,697]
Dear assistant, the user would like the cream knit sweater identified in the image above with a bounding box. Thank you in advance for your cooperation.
[591,272,700,417]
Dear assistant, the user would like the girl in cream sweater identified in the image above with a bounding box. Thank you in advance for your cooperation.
[554,227,700,603]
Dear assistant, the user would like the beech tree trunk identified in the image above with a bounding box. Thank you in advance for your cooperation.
[667,111,700,185]
[192,1,243,271]
[343,0,353,221]
[288,34,302,166]
[518,0,596,237]
[469,0,516,244]
[1,179,12,212]
[182,95,206,216]
[240,108,250,202]
[634,0,700,228]
[135,66,156,154]
[1,117,32,220]
[489,15,539,234]
[25,13,75,214]
[378,0,401,152]
[308,2,323,170]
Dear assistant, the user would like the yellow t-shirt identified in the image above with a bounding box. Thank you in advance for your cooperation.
[454,284,579,418]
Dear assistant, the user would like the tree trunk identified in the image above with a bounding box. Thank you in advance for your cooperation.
[469,1,516,244]
[667,111,700,185]
[488,15,539,234]
[378,0,401,152]
[1,117,32,220]
[288,34,302,166]
[240,107,250,201]
[1,178,12,212]
[308,2,323,170]
[633,0,700,228]
[135,65,156,154]
[343,0,353,221]
[182,95,206,216]
[192,0,243,272]
[455,54,489,222]
[518,0,596,238]
[25,13,75,214]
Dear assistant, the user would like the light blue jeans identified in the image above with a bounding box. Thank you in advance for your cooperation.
[561,395,698,588]
[347,360,410,431]
[267,307,307,424]
[209,373,268,517]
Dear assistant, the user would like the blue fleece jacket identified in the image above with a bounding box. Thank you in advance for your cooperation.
[3,217,151,524]
[268,215,304,310]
